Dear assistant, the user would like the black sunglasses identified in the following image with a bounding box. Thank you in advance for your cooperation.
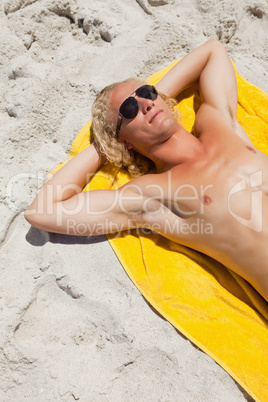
[116,85,158,137]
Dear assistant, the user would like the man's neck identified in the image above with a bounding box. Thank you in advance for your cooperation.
[150,126,203,173]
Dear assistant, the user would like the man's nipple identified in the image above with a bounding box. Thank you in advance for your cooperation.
[201,195,212,205]
[246,145,256,154]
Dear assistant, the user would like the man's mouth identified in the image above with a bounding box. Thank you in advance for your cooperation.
[149,110,163,124]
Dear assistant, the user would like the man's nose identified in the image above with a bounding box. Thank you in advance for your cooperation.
[139,97,154,114]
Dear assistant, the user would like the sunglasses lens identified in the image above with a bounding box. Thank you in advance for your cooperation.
[118,85,158,123]
[120,97,139,119]
[136,85,158,100]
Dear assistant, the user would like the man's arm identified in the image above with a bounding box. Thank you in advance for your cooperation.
[156,40,237,118]
[24,143,149,236]
[156,39,253,143]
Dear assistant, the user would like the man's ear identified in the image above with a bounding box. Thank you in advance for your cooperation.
[118,139,134,150]
[125,141,134,150]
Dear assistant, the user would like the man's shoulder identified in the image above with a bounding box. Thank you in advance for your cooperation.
[124,165,188,196]
[194,103,237,138]
[126,171,167,189]
[195,104,224,130]
[194,103,253,145]
[118,170,174,201]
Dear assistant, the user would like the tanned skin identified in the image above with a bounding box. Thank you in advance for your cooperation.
[25,40,268,301]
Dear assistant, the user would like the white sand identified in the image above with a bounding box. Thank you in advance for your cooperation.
[1,0,267,400]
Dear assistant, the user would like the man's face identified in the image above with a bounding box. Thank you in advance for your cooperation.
[110,82,179,153]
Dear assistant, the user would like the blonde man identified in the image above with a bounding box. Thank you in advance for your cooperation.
[25,40,268,301]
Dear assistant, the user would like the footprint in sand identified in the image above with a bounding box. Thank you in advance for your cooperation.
[216,17,238,44]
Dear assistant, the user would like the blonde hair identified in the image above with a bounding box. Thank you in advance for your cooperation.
[91,78,179,177]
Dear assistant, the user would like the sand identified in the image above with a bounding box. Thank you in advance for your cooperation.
[1,0,267,400]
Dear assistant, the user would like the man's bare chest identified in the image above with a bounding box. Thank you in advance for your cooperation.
[156,139,268,224]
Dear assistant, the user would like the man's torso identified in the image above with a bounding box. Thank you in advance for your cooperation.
[142,106,268,299]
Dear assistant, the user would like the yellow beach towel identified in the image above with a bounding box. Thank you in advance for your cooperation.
[52,61,268,401]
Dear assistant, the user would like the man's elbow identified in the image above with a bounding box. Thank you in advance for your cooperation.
[24,204,61,234]
[206,39,226,52]
[24,205,45,230]
[24,207,37,227]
